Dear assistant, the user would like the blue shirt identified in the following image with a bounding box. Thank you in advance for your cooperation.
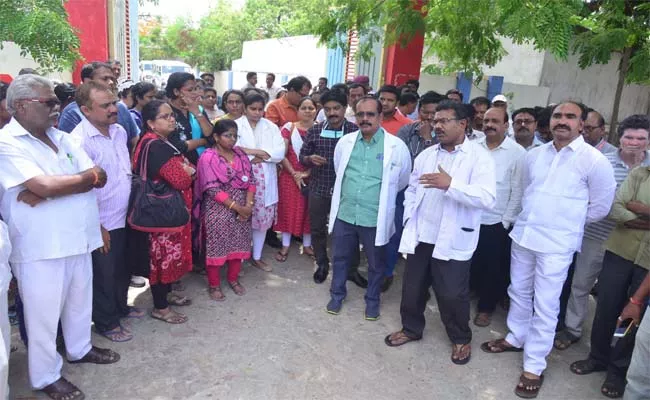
[58,101,140,147]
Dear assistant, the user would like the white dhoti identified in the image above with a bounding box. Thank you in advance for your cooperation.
[505,242,574,376]
[12,253,93,389]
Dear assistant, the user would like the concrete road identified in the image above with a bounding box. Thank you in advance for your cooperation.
[9,244,605,399]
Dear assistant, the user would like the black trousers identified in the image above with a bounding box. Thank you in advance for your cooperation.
[589,251,647,380]
[91,228,130,333]
[400,243,472,344]
[308,192,360,273]
[151,283,171,310]
[471,223,511,313]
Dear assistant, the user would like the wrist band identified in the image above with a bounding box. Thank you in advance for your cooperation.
[91,170,99,185]
[629,297,644,306]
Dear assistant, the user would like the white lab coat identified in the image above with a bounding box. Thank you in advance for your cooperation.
[328,130,411,246]
[399,140,497,261]
[235,116,286,207]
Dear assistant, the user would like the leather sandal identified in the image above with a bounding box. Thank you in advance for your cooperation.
[384,330,422,347]
[68,346,120,364]
[41,377,85,400]
[480,338,523,353]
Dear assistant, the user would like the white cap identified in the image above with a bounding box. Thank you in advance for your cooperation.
[117,79,135,92]
[492,94,508,103]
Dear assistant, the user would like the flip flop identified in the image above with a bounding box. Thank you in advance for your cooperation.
[480,338,523,353]
[167,294,192,306]
[68,346,120,364]
[151,309,188,324]
[384,330,422,347]
[98,326,133,343]
[275,249,289,262]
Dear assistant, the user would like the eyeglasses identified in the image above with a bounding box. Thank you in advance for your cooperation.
[26,98,61,108]
[583,125,603,133]
[432,117,460,125]
[355,111,377,118]
[514,119,536,126]
[156,113,175,121]
[226,100,242,105]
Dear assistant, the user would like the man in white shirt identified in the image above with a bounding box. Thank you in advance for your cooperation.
[261,73,281,101]
[469,96,490,137]
[492,94,515,137]
[384,100,496,366]
[326,96,411,320]
[482,101,616,398]
[0,75,120,399]
[513,108,544,150]
[471,107,526,328]
[0,221,12,400]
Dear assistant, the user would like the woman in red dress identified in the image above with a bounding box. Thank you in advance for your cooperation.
[273,97,316,262]
[132,100,195,324]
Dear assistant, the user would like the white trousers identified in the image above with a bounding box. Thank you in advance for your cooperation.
[564,236,606,337]
[12,253,93,389]
[624,306,650,400]
[252,229,266,260]
[505,242,574,376]
[0,280,9,399]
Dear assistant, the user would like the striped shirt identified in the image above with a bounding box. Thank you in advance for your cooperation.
[71,119,132,231]
[583,150,650,242]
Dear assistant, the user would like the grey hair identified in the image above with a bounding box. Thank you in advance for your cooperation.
[6,74,54,115]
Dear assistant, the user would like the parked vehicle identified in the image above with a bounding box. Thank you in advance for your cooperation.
[151,60,192,89]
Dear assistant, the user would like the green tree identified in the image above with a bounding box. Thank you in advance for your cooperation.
[0,0,81,72]
[316,0,650,139]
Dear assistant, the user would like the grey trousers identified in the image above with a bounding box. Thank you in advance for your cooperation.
[624,306,650,400]
[565,236,606,337]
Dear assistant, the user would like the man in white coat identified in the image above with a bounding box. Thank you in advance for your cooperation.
[0,75,120,400]
[326,96,411,320]
[482,101,616,398]
[384,100,496,366]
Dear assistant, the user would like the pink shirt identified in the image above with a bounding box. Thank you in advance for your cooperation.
[71,119,132,231]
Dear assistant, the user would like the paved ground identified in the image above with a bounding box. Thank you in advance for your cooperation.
[9,244,606,400]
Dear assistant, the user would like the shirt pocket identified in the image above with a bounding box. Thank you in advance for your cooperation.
[452,208,480,251]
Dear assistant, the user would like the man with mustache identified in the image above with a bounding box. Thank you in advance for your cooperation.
[482,102,616,398]
[583,109,617,154]
[384,100,496,366]
[0,74,118,400]
[326,96,411,320]
[378,85,412,135]
[299,89,361,284]
[471,107,526,327]
[469,96,490,139]
[58,62,140,151]
[513,108,544,150]
[71,82,142,343]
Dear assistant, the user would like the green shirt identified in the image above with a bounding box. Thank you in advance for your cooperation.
[337,129,385,227]
[605,166,650,270]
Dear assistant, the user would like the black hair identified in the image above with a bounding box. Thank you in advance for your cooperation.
[436,100,471,120]
[285,76,312,92]
[356,95,382,114]
[536,106,553,129]
[399,92,418,106]
[266,72,276,80]
[319,77,328,84]
[200,72,215,79]
[54,82,76,103]
[154,90,167,100]
[446,89,464,102]
[298,96,316,109]
[221,90,244,112]
[348,83,367,94]
[512,107,537,122]
[419,91,445,107]
[330,83,349,96]
[141,100,168,132]
[165,72,195,99]
[470,96,491,108]
[320,89,348,107]
[246,72,257,80]
[203,87,217,96]
[554,101,588,121]
[80,62,113,81]
[406,79,420,89]
[212,118,238,136]
[587,109,605,127]
[119,86,132,99]
[131,82,157,106]
[243,92,266,107]
[617,114,650,138]
[377,85,400,102]
[18,68,39,76]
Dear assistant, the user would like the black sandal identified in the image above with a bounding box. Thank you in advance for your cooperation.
[68,346,120,364]
[570,359,606,375]
[384,330,422,347]
[514,374,544,398]
[41,377,85,400]
[601,377,626,398]
[553,330,580,350]
[480,338,523,353]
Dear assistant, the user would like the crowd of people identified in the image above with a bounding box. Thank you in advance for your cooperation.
[0,63,647,400]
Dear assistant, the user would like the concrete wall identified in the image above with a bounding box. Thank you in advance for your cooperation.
[418,73,457,95]
[482,37,545,86]
[0,42,73,83]
[540,51,650,124]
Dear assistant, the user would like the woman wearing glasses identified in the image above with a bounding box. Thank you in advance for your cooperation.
[131,100,196,324]
[193,119,254,301]
[218,90,245,121]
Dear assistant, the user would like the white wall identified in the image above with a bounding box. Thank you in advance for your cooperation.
[540,51,650,124]
[0,42,73,83]
[418,73,457,95]
[482,37,545,86]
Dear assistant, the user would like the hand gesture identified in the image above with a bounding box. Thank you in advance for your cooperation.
[293,172,306,189]
[17,189,46,207]
[617,301,643,328]
[309,155,328,166]
[626,201,650,216]
[236,204,252,221]
[419,165,452,190]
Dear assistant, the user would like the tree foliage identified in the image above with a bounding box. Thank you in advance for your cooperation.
[0,0,81,72]
[139,0,330,71]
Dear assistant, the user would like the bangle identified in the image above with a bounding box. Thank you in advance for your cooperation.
[228,201,235,210]
[91,169,99,185]
[629,297,644,306]
[249,201,254,206]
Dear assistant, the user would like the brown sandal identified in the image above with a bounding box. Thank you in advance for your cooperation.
[451,343,471,365]
[515,373,544,398]
[474,312,492,327]
[167,293,192,306]
[229,280,246,296]
[68,346,120,364]
[151,309,188,324]
[480,338,523,353]
[209,287,226,302]
[275,248,289,262]
[251,259,272,272]
[384,330,422,347]
[41,377,85,400]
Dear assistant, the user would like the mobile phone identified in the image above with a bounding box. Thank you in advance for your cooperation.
[614,319,633,338]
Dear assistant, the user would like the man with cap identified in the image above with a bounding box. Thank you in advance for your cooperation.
[492,94,515,138]
[266,75,312,128]
[353,75,372,94]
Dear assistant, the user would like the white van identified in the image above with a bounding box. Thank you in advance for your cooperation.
[139,60,154,82]
[151,60,192,89]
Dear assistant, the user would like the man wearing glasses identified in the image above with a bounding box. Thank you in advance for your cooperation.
[325,96,411,320]
[0,74,119,400]
[583,109,617,154]
[513,108,544,151]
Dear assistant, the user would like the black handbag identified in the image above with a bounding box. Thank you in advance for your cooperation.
[127,139,190,233]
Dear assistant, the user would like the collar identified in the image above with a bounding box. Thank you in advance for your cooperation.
[437,136,469,154]
[479,135,514,150]
[550,134,585,152]
[82,118,117,138]
[280,96,297,110]
[357,128,384,144]
[5,117,64,142]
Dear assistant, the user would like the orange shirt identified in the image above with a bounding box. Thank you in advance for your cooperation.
[381,110,413,135]
[266,97,298,128]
